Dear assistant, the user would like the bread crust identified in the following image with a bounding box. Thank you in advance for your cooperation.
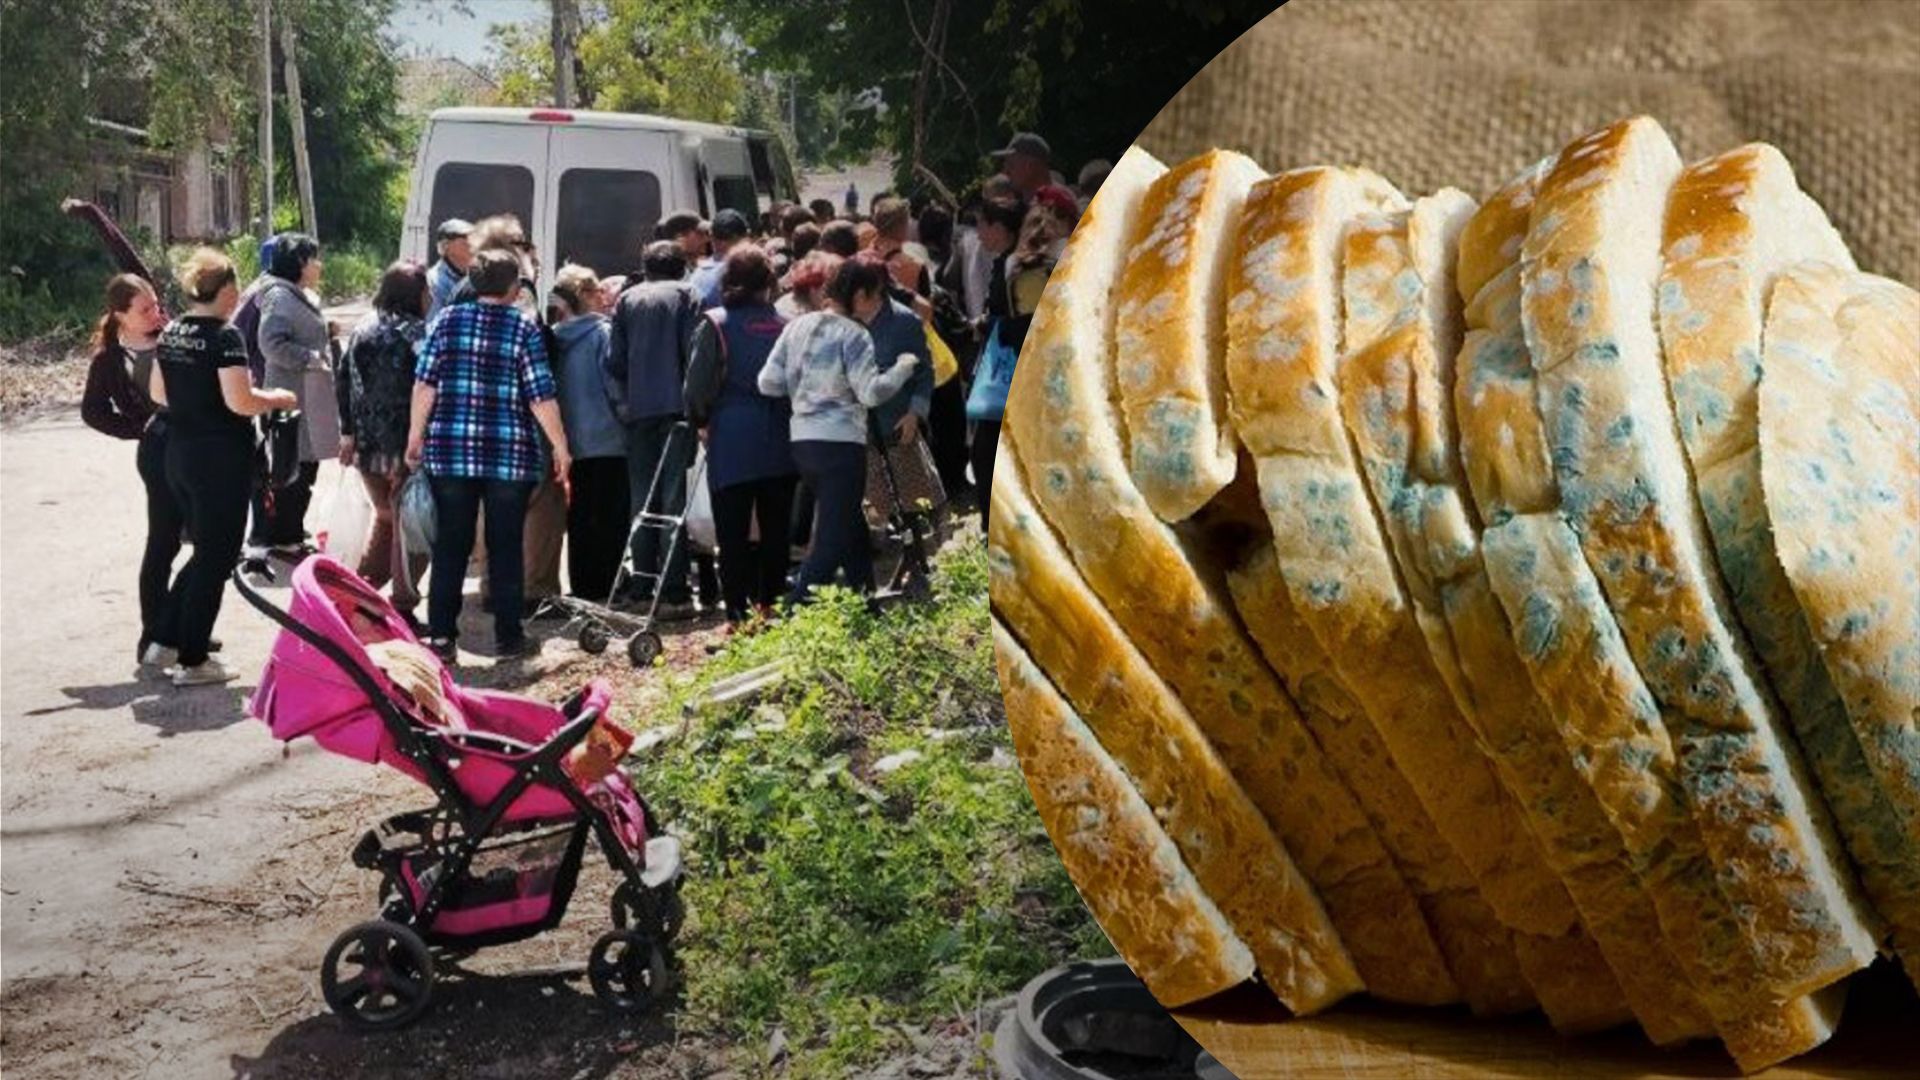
[1113,149,1267,522]
[1520,116,1878,997]
[1341,193,1706,1042]
[1458,151,1848,1068]
[993,620,1255,1007]
[999,148,1452,1003]
[990,437,1363,1013]
[1760,263,1920,986]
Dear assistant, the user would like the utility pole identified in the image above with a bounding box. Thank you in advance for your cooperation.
[259,0,274,237]
[551,0,580,108]
[279,4,318,241]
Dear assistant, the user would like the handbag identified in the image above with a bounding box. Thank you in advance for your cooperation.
[965,319,1018,421]
[397,468,436,562]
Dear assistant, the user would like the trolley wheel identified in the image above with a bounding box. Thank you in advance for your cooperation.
[612,881,686,942]
[588,929,667,1013]
[627,631,663,668]
[578,623,611,656]
[321,920,435,1031]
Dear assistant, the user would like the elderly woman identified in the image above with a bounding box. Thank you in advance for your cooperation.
[757,256,920,604]
[254,232,339,553]
[337,261,432,618]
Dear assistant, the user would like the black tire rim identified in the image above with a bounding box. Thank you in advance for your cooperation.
[579,624,610,655]
[588,929,663,1013]
[628,632,663,667]
[321,920,435,1031]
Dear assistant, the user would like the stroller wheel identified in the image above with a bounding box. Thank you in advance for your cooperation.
[903,574,933,602]
[578,623,611,656]
[588,929,667,1013]
[627,631,663,668]
[612,882,687,943]
[321,920,435,1032]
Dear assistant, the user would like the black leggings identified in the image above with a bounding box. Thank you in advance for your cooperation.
[566,456,630,602]
[137,421,185,650]
[970,419,1001,526]
[164,435,253,667]
[712,474,798,621]
[790,441,870,603]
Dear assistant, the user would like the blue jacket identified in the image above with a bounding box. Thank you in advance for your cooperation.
[701,304,795,491]
[606,280,701,421]
[551,313,626,460]
[862,298,932,443]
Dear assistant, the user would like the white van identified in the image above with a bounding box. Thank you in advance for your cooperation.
[399,107,798,289]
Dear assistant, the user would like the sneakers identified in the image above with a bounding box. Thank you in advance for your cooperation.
[422,636,458,664]
[140,642,179,670]
[172,659,238,687]
[493,636,538,659]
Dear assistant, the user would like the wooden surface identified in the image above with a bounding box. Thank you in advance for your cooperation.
[1175,963,1917,1079]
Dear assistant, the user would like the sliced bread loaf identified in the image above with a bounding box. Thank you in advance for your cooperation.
[992,620,1255,1007]
[1660,148,1920,987]
[1760,262,1920,984]
[1339,193,1708,1043]
[1113,149,1268,522]
[989,434,1364,1013]
[1457,159,1849,1069]
[998,149,1453,1004]
[1519,115,1879,998]
[1228,166,1607,979]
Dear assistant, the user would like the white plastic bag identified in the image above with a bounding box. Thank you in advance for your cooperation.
[319,467,373,570]
[684,446,716,555]
[397,469,436,563]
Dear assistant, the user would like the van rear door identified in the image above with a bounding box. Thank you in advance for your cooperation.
[702,137,759,220]
[418,121,545,258]
[544,124,673,280]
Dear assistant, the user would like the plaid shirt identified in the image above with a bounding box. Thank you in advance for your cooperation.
[415,300,556,482]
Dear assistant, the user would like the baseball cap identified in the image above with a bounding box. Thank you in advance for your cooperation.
[435,218,474,241]
[711,208,750,242]
[989,132,1052,161]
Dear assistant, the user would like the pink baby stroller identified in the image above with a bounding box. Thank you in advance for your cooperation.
[233,556,686,1031]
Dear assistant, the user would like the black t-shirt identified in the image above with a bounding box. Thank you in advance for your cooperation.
[157,316,252,442]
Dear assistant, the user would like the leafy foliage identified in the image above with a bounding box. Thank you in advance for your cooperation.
[640,542,1108,1075]
[490,0,749,125]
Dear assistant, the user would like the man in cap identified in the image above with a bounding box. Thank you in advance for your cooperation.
[657,211,711,265]
[989,132,1054,197]
[426,218,474,320]
[689,208,751,309]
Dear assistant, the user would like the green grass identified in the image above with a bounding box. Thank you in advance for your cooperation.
[641,542,1109,1076]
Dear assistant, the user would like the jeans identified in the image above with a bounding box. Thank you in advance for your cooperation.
[970,419,1002,526]
[790,440,870,603]
[712,474,798,621]
[137,420,184,650]
[567,456,630,602]
[428,475,535,645]
[625,416,692,601]
[163,434,253,666]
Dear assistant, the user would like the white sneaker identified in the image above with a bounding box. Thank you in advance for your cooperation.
[140,642,179,669]
[173,659,238,687]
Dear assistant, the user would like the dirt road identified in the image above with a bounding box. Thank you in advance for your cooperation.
[0,417,719,1078]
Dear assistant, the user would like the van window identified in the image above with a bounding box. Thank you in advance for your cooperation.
[712,176,758,219]
[430,163,535,242]
[556,168,663,278]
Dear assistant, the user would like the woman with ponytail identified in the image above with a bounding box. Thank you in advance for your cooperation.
[81,273,181,666]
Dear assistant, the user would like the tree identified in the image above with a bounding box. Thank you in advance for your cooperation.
[490,0,748,125]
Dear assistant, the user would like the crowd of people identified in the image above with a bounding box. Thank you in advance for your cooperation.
[80,131,1107,687]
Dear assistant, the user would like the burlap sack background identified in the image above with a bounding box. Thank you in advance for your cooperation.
[1137,0,1919,284]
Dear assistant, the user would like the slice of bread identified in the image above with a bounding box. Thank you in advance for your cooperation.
[999,148,1453,1004]
[1113,149,1268,522]
[992,619,1255,1007]
[1226,164,1632,1034]
[1458,157,1847,1070]
[1661,148,1920,989]
[1340,193,1706,1042]
[1760,262,1920,985]
[989,435,1363,1013]
[1521,115,1879,998]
